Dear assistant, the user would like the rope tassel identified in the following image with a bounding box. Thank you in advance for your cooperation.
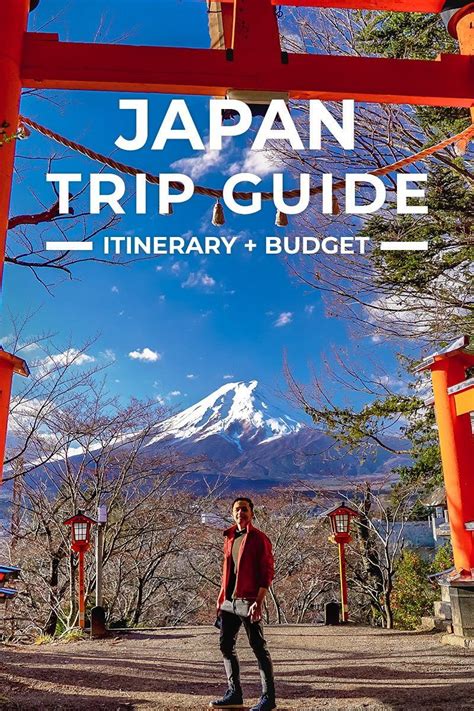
[454,136,470,157]
[17,123,31,140]
[212,200,225,226]
[275,209,288,227]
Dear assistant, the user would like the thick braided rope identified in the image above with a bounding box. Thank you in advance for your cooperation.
[19,115,474,201]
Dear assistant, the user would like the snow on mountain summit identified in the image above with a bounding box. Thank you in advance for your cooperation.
[149,380,302,450]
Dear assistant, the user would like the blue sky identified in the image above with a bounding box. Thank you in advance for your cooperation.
[3,0,400,418]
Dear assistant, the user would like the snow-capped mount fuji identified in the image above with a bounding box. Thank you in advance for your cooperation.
[142,381,409,490]
[2,381,409,503]
[148,380,302,451]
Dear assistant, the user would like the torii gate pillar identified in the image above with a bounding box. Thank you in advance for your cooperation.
[0,350,30,484]
[444,2,474,123]
[0,0,31,290]
[418,337,474,641]
[417,336,474,572]
[418,337,474,577]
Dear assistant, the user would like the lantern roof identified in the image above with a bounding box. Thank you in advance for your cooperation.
[0,348,30,377]
[323,502,360,519]
[63,511,96,527]
[0,565,21,577]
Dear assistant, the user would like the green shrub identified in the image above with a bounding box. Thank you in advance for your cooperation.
[59,629,86,643]
[34,634,54,645]
[431,542,454,574]
[392,550,437,629]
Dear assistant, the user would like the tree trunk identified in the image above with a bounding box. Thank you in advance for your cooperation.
[131,578,144,626]
[383,581,394,629]
[356,484,386,626]
[43,553,62,636]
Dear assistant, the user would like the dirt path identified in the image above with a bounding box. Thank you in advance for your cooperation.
[1,625,473,710]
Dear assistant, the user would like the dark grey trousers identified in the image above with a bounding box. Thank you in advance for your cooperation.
[219,609,275,700]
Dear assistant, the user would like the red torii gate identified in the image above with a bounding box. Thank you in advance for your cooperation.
[1,0,473,286]
[0,0,473,485]
[417,337,474,578]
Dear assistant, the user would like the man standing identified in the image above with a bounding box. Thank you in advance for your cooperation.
[210,497,276,711]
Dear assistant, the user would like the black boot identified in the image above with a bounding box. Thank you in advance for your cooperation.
[209,688,244,708]
[249,693,276,711]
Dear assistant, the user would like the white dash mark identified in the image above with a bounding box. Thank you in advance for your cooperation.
[45,242,93,251]
[380,241,428,251]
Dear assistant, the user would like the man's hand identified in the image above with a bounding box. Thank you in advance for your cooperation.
[249,600,262,622]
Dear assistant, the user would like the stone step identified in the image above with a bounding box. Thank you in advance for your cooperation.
[434,600,452,620]
[442,633,474,649]
[420,616,452,632]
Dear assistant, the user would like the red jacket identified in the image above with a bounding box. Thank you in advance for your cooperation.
[217,520,275,610]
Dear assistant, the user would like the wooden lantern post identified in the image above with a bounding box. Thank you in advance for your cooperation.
[325,503,360,622]
[64,512,96,629]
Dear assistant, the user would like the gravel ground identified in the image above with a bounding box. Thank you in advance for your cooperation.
[0,625,473,710]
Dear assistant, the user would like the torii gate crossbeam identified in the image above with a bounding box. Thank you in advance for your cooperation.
[272,0,446,10]
[1,0,470,283]
[21,33,473,106]
[2,0,474,294]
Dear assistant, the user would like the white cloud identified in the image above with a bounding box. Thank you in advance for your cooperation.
[368,292,462,340]
[186,373,197,380]
[366,260,471,341]
[156,265,163,272]
[202,275,215,287]
[128,348,161,362]
[52,349,94,367]
[111,285,119,294]
[414,375,433,399]
[281,32,306,53]
[159,294,166,302]
[15,341,39,354]
[37,348,95,377]
[101,348,116,362]
[274,312,293,328]
[230,148,277,177]
[9,396,53,435]
[171,140,230,180]
[223,374,235,380]
[305,305,315,315]
[169,390,181,397]
[182,271,216,289]
[373,374,407,393]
